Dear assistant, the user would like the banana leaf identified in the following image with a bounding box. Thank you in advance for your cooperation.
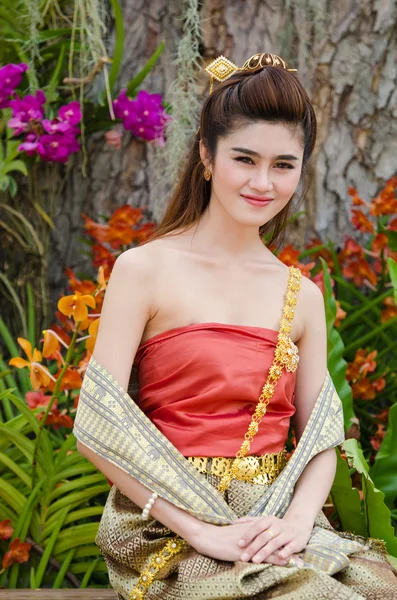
[344,438,397,556]
[370,403,397,508]
[320,258,355,429]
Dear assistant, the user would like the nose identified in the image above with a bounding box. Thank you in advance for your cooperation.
[250,168,274,192]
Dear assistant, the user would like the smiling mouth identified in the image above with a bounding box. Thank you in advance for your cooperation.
[240,194,274,206]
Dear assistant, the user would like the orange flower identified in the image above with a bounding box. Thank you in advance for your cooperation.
[381,296,397,323]
[2,538,31,569]
[9,338,52,390]
[352,377,376,400]
[278,244,300,266]
[372,377,386,393]
[339,237,364,264]
[369,176,397,216]
[346,349,377,381]
[132,222,156,243]
[92,244,116,274]
[97,266,107,292]
[25,391,57,410]
[297,261,316,278]
[64,268,97,295]
[351,209,375,234]
[348,186,366,207]
[388,217,397,231]
[371,233,388,252]
[109,205,143,228]
[47,368,82,393]
[42,329,61,358]
[38,409,74,429]
[58,292,96,322]
[82,214,108,243]
[86,318,100,353]
[342,257,377,287]
[305,237,334,268]
[370,423,386,451]
[77,351,92,376]
[335,301,347,327]
[0,520,14,540]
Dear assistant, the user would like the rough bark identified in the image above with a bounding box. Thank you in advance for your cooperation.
[50,0,397,302]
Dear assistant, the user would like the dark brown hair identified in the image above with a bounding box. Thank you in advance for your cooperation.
[150,65,317,246]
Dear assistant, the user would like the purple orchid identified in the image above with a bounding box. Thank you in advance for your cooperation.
[58,101,82,126]
[113,89,169,144]
[37,132,80,163]
[18,134,41,157]
[8,90,46,134]
[0,63,28,108]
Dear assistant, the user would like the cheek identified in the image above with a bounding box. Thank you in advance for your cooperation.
[215,159,244,186]
[277,171,301,197]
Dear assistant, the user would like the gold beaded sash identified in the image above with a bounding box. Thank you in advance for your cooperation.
[218,266,302,492]
[187,450,287,485]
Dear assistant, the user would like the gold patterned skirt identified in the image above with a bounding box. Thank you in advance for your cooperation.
[95,472,397,600]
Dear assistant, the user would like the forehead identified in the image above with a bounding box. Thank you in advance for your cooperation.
[219,121,304,156]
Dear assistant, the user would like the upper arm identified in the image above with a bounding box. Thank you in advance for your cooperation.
[293,277,327,440]
[92,247,154,391]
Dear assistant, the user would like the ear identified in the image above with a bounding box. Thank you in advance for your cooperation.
[199,140,211,173]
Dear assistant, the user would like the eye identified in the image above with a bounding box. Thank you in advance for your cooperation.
[234,156,255,165]
[274,162,294,169]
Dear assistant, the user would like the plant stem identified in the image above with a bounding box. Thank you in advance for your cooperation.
[31,322,81,485]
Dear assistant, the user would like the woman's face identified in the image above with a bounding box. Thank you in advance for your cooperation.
[201,121,304,229]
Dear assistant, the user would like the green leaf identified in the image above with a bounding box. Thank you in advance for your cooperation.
[2,159,28,176]
[320,258,356,428]
[0,271,27,339]
[53,522,100,554]
[108,0,124,93]
[45,44,66,103]
[0,477,26,513]
[386,231,397,252]
[126,41,165,96]
[330,449,367,535]
[80,557,100,588]
[344,439,397,556]
[48,472,106,502]
[26,283,36,346]
[32,201,55,229]
[388,258,397,304]
[370,403,397,508]
[46,484,110,518]
[35,506,69,587]
[0,450,31,488]
[53,548,76,588]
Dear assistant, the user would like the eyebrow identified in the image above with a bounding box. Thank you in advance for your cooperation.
[231,147,299,161]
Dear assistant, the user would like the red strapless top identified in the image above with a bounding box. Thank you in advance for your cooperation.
[134,323,296,457]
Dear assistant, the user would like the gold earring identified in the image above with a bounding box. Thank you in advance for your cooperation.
[204,168,211,181]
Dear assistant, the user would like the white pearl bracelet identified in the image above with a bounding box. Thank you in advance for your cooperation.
[141,492,158,521]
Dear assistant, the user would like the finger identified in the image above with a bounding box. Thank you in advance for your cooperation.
[240,528,281,561]
[263,552,289,567]
[239,516,277,547]
[233,516,258,525]
[252,533,289,563]
[279,541,304,561]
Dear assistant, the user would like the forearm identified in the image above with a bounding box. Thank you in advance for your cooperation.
[284,448,336,525]
[77,441,205,542]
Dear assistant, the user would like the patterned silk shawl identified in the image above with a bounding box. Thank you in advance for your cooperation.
[74,356,345,525]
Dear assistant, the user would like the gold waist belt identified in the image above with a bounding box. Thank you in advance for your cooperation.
[187,449,287,486]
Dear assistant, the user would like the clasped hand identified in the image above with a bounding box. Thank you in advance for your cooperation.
[192,514,312,566]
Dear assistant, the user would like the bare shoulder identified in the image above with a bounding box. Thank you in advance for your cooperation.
[113,239,170,283]
[296,273,326,339]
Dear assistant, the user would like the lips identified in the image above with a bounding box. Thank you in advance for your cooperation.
[240,194,274,207]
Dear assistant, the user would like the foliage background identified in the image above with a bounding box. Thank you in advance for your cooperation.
[0,0,397,590]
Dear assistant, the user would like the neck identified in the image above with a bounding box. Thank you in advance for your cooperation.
[191,196,267,259]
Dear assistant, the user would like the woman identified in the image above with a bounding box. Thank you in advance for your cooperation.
[74,53,397,599]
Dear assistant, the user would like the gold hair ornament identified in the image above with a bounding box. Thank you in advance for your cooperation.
[205,53,297,94]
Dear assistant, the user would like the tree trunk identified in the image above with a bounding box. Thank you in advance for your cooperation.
[50,0,397,301]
